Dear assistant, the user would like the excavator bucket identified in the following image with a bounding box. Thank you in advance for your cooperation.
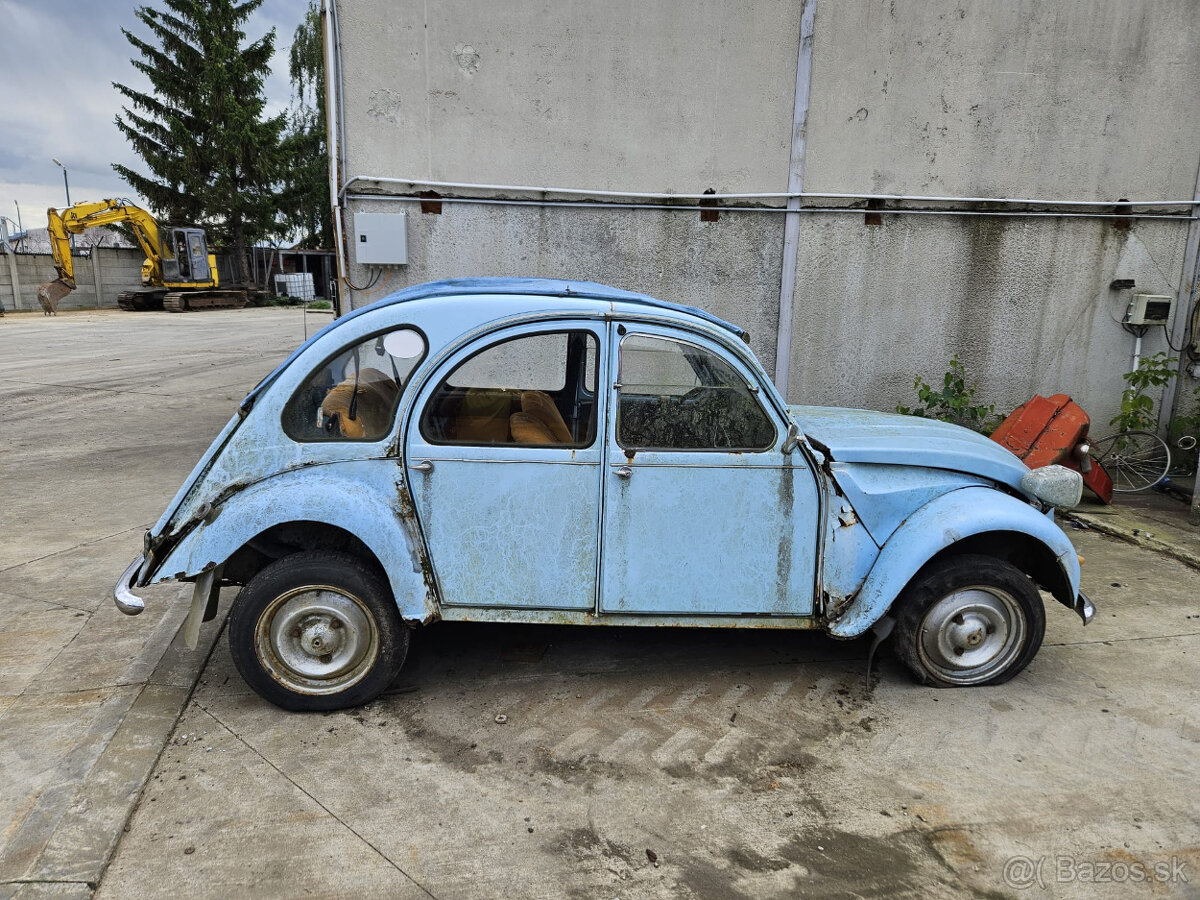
[36,278,72,315]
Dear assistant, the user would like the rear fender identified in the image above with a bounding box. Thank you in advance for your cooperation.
[147,461,436,622]
[827,486,1081,638]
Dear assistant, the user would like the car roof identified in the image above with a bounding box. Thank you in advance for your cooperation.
[338,277,745,338]
[240,278,746,414]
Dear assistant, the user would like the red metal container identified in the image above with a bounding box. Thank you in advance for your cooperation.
[990,394,1113,504]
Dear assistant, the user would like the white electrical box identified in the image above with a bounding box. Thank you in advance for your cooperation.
[1124,292,1173,326]
[353,212,408,265]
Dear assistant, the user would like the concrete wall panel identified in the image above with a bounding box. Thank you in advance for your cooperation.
[338,0,802,192]
[0,249,146,311]
[804,0,1200,200]
[346,201,785,373]
[784,215,1187,425]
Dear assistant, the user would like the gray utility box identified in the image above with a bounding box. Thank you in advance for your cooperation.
[353,212,408,265]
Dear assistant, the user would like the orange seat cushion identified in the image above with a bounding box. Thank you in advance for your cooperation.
[321,374,399,439]
[509,412,556,444]
[521,391,573,444]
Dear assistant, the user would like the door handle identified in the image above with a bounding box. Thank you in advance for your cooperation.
[411,460,434,474]
[614,466,633,480]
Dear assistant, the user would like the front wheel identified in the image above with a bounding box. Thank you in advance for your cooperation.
[892,555,1045,687]
[228,551,409,711]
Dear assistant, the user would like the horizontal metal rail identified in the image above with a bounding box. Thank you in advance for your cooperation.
[341,175,1198,208]
[345,193,1197,221]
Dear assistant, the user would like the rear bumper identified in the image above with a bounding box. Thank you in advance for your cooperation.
[1074,590,1095,625]
[114,554,146,616]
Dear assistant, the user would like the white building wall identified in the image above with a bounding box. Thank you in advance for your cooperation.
[331,0,1200,427]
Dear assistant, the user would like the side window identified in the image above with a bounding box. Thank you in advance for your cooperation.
[283,328,426,442]
[617,334,775,451]
[421,331,598,447]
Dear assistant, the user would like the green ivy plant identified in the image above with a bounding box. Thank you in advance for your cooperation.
[896,355,1003,435]
[1109,351,1177,433]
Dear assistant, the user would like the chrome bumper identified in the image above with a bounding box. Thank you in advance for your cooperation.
[114,554,146,616]
[1075,590,1095,625]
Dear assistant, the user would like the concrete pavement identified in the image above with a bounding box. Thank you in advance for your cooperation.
[95,525,1200,900]
[0,309,311,899]
[3,308,1199,899]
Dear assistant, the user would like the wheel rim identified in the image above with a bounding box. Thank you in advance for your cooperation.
[254,586,380,696]
[917,586,1026,685]
[1092,431,1170,492]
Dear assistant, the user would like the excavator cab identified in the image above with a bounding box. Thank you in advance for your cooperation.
[161,228,211,285]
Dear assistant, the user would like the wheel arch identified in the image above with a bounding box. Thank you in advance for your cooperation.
[147,465,439,623]
[826,486,1081,638]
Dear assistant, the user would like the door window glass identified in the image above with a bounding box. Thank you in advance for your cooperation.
[283,328,426,441]
[617,334,775,451]
[421,331,598,447]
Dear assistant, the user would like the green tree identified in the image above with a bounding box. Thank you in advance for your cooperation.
[279,0,333,248]
[113,0,285,282]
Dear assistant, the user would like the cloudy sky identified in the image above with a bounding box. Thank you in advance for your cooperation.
[0,0,309,235]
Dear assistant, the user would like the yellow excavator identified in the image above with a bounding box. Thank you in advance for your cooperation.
[37,199,247,313]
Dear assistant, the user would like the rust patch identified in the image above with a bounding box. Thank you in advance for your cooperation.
[419,190,442,214]
[1112,197,1131,230]
[395,480,438,590]
[864,198,884,227]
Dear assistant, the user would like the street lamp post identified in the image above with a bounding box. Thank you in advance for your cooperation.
[51,158,74,250]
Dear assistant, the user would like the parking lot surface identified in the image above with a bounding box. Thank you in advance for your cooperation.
[0,309,308,899]
[94,529,1200,899]
[3,309,1198,899]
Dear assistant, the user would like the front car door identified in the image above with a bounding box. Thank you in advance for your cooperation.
[406,323,605,610]
[601,323,820,617]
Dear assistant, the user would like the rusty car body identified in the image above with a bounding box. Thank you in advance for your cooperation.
[115,278,1093,710]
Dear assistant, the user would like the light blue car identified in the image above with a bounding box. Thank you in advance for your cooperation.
[115,278,1093,710]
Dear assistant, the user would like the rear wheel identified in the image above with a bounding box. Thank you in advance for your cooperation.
[893,555,1045,687]
[228,551,408,711]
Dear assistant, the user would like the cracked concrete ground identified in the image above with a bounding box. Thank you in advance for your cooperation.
[99,533,1200,899]
[0,309,308,899]
[4,308,1199,899]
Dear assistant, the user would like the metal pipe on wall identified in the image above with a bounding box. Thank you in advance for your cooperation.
[341,174,1197,210]
[343,193,1196,222]
[774,0,817,396]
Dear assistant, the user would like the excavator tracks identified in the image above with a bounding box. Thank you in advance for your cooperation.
[117,289,166,311]
[162,290,249,312]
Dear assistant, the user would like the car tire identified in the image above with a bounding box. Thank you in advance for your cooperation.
[227,550,409,711]
[892,554,1045,687]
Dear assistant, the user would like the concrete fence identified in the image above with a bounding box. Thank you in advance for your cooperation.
[0,248,146,312]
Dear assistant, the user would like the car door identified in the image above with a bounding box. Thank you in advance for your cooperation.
[600,323,819,616]
[405,323,606,610]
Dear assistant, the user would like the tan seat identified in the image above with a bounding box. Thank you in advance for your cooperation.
[320,373,399,439]
[510,412,556,444]
[452,389,515,443]
[520,391,573,444]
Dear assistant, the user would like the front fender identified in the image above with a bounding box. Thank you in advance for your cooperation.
[827,486,1081,638]
[147,460,436,622]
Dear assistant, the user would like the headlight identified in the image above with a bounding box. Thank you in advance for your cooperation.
[1020,465,1083,509]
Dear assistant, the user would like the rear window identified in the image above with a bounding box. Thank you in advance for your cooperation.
[282,328,426,442]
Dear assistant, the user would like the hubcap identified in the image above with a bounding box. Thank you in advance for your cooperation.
[917,587,1025,685]
[255,587,379,695]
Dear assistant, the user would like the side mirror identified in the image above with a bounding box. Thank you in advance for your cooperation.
[782,421,801,454]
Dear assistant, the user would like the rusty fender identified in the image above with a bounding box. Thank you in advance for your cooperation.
[147,460,436,622]
[825,486,1081,638]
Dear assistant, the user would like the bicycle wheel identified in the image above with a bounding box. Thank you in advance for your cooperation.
[1091,431,1171,492]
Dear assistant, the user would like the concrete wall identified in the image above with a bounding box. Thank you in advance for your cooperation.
[0,248,145,312]
[333,0,1200,428]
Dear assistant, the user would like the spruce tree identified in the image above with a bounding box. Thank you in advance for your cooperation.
[280,0,333,249]
[113,0,284,283]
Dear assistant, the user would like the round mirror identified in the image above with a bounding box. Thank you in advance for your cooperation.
[383,329,425,359]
